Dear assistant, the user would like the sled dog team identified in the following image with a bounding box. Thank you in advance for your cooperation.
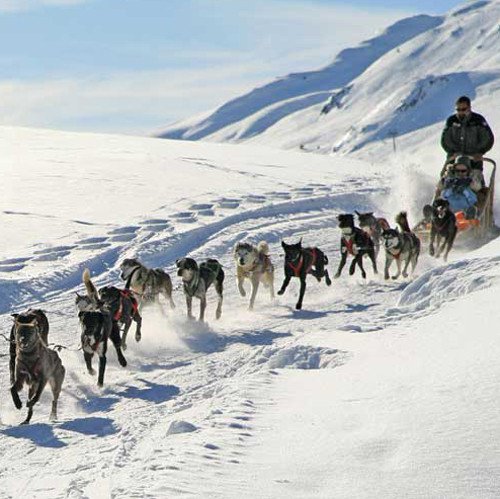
[8,210,424,424]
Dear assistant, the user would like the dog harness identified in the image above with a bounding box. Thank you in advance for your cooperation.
[113,290,139,322]
[124,266,141,290]
[287,248,317,277]
[344,239,355,256]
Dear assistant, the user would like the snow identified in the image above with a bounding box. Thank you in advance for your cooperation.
[2,2,500,498]
[0,121,499,498]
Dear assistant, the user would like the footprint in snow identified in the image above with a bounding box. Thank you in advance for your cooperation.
[109,226,140,235]
[245,194,266,204]
[34,245,75,255]
[267,191,291,200]
[78,237,108,245]
[217,198,241,209]
[0,264,26,272]
[171,212,197,223]
[189,203,214,211]
[32,250,71,261]
[109,233,136,242]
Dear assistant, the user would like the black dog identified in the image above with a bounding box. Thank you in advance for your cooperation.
[79,311,127,387]
[77,268,142,351]
[277,239,331,310]
[335,214,377,279]
[429,199,457,262]
[99,286,142,350]
[176,257,224,321]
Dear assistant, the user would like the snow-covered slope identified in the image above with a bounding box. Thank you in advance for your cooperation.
[159,0,500,165]
[1,126,500,498]
[159,13,443,141]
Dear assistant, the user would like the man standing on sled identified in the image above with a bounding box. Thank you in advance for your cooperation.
[440,95,494,187]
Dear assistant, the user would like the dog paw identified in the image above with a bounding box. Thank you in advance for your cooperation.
[361,272,366,279]
[334,273,340,279]
[391,276,399,280]
[118,355,127,367]
[326,278,332,286]
[402,272,408,278]
[239,290,246,297]
[384,275,389,280]
[349,268,355,276]
[121,342,127,351]
[295,303,302,310]
[88,368,96,376]
[277,289,285,295]
[135,332,141,342]
[429,247,435,256]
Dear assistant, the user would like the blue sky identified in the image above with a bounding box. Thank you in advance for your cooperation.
[0,0,465,134]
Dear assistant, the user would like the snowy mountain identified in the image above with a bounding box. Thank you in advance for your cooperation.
[159,0,500,164]
[1,125,500,498]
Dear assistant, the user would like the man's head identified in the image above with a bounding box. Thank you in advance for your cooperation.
[455,96,471,118]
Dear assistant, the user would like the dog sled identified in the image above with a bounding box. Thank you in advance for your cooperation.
[414,157,496,243]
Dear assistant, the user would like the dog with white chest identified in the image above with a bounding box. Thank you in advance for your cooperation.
[233,241,275,310]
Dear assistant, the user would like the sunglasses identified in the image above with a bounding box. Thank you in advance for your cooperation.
[456,107,469,112]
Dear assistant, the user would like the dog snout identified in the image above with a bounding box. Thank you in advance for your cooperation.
[239,258,245,265]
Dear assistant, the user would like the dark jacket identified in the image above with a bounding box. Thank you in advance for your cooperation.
[441,111,494,158]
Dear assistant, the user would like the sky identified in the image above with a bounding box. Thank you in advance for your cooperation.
[0,0,466,135]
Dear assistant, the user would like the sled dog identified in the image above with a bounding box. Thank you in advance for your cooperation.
[76,269,142,350]
[233,241,275,309]
[176,257,224,321]
[10,310,65,424]
[428,199,457,262]
[120,258,175,312]
[335,213,377,279]
[278,239,331,310]
[382,211,420,280]
[355,211,390,261]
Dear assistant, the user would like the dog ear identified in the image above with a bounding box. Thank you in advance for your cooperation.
[11,313,19,321]
[281,241,286,249]
[298,238,302,247]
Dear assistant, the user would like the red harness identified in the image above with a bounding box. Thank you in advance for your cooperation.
[114,290,139,321]
[287,248,317,277]
[345,239,355,256]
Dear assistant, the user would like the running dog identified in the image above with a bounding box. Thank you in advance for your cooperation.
[277,239,331,310]
[382,212,421,280]
[76,269,142,351]
[335,214,377,279]
[429,199,457,262]
[10,310,65,424]
[120,258,175,312]
[176,257,224,321]
[79,310,127,387]
[233,241,275,309]
[355,211,390,261]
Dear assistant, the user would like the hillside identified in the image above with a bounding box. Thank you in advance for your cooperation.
[159,1,500,165]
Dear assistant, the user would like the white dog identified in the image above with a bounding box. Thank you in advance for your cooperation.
[233,241,275,310]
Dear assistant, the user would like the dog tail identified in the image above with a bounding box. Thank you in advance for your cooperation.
[395,211,411,233]
[82,268,99,303]
[257,241,270,255]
